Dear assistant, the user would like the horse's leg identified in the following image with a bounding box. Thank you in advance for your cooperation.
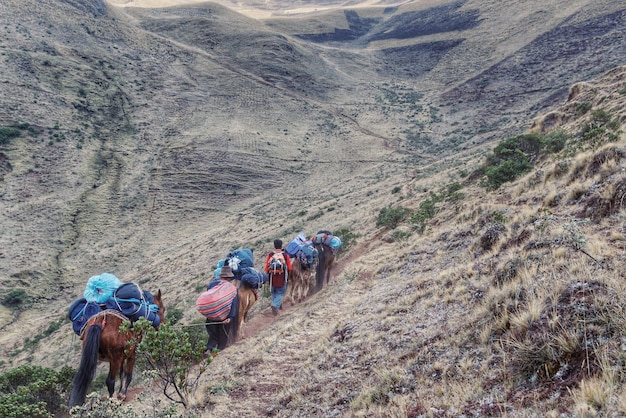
[106,358,121,398]
[315,245,326,293]
[118,355,136,400]
[325,251,334,286]
[238,297,246,339]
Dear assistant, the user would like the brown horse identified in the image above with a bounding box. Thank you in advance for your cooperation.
[314,243,335,293]
[287,257,317,304]
[68,290,165,407]
[230,279,257,341]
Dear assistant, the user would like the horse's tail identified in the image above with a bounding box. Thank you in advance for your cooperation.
[69,324,102,407]
[315,245,326,293]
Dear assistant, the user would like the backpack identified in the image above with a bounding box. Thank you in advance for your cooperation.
[268,251,286,275]
[196,280,237,321]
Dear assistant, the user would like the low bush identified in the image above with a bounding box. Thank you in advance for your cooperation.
[0,365,74,418]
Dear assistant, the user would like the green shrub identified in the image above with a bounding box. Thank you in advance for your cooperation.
[581,109,621,149]
[2,289,29,308]
[0,365,74,418]
[166,307,184,326]
[575,101,592,115]
[0,126,21,145]
[410,198,438,234]
[483,158,532,190]
[541,129,568,153]
[376,206,409,229]
[479,133,556,190]
[127,318,210,408]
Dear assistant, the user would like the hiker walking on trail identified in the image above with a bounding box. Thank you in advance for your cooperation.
[264,239,292,316]
[204,266,238,353]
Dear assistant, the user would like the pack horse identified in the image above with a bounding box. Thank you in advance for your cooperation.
[68,287,165,407]
[312,231,340,293]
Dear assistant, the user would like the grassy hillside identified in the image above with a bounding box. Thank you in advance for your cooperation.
[0,0,625,416]
[190,65,626,417]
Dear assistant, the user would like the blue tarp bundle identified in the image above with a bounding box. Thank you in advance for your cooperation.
[225,248,254,272]
[83,273,122,304]
[330,236,342,250]
[297,244,319,268]
[68,298,102,335]
[286,234,319,269]
[69,276,161,332]
[213,259,225,279]
[239,267,268,288]
[106,283,160,327]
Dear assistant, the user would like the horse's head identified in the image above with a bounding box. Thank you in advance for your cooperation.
[154,289,166,328]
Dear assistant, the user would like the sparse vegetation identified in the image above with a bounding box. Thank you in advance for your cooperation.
[376,205,409,229]
[0,126,21,145]
[126,318,210,409]
[1,289,28,308]
[479,131,570,189]
[0,365,74,418]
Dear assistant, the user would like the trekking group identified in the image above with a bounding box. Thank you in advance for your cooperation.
[197,231,341,355]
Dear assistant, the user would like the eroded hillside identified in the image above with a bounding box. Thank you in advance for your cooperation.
[0,1,625,415]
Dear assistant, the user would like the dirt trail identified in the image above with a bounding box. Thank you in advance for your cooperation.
[204,245,374,416]
[239,251,357,340]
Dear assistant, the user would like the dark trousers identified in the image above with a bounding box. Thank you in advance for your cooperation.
[205,319,230,351]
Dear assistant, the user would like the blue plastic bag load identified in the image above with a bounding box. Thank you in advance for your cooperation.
[84,273,122,304]
[213,259,225,279]
[240,267,268,288]
[330,236,342,250]
[105,283,161,327]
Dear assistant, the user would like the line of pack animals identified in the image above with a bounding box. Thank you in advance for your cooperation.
[196,231,342,322]
[68,231,342,332]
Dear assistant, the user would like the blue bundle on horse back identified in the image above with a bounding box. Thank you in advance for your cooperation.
[286,233,307,257]
[225,248,254,272]
[68,298,103,335]
[298,244,319,268]
[83,273,122,304]
[105,283,161,326]
[240,266,268,288]
[312,230,334,247]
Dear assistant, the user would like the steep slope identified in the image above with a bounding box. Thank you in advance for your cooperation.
[192,66,626,417]
[0,1,625,406]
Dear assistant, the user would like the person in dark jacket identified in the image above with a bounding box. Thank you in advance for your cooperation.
[205,266,238,354]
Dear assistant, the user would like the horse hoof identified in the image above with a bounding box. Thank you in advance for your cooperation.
[117,393,126,401]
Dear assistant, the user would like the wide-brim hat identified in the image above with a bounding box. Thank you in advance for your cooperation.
[220,265,234,278]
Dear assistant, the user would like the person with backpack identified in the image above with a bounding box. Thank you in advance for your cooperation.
[203,266,238,354]
[264,239,292,316]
